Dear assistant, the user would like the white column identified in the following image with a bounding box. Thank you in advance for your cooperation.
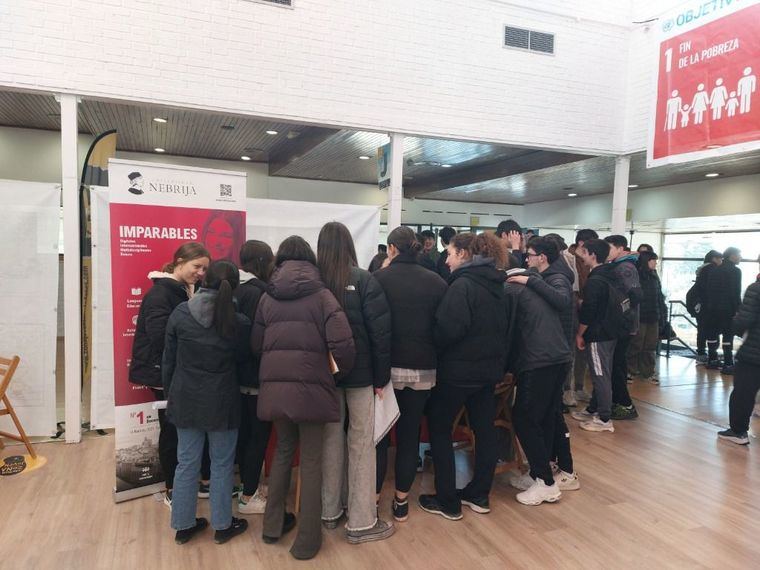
[611,155,631,235]
[387,133,404,230]
[60,93,81,444]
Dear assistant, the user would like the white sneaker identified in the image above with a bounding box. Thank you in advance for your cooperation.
[553,470,581,491]
[508,472,535,491]
[575,390,592,402]
[516,479,562,506]
[562,390,577,407]
[570,409,595,422]
[238,486,267,515]
[580,417,615,433]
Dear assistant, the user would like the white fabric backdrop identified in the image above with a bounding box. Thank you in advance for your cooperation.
[90,191,380,428]
[0,180,60,436]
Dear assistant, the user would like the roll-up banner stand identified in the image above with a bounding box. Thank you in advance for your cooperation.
[108,159,246,502]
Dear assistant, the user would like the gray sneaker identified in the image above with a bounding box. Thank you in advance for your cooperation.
[346,519,395,544]
[717,429,749,445]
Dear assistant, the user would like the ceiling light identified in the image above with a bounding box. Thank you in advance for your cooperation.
[154,147,165,153]
[266,130,278,135]
[241,155,251,161]
[628,184,639,188]
[441,164,452,168]
[358,155,371,160]
[705,172,720,178]
[153,117,168,123]
[567,193,578,197]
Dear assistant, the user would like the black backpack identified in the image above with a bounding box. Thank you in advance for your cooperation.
[604,282,631,339]
[685,282,700,317]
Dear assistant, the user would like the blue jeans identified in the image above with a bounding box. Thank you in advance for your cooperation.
[172,428,238,531]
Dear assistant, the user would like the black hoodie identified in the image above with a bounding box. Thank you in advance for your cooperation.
[579,263,620,341]
[526,259,575,348]
[434,258,511,387]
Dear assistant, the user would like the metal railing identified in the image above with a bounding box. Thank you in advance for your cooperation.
[664,300,697,358]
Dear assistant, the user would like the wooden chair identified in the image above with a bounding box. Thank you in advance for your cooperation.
[0,356,37,459]
[450,373,524,474]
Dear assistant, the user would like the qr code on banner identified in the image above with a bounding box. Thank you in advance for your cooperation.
[219,184,232,197]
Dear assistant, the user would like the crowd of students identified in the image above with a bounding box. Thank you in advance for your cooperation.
[126,219,758,559]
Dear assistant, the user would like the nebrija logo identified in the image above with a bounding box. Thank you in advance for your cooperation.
[128,172,144,195]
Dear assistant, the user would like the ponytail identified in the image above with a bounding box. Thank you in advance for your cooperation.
[214,279,237,339]
[450,232,506,268]
[387,226,423,256]
[202,260,240,340]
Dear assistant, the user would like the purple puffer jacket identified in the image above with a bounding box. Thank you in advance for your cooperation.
[252,260,355,423]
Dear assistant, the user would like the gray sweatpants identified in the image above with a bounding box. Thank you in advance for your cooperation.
[321,386,377,532]
[585,339,616,422]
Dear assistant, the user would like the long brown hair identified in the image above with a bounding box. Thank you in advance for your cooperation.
[317,222,358,307]
[161,242,210,273]
[202,260,240,340]
[449,232,506,268]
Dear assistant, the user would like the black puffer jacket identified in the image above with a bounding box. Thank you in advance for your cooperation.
[505,269,572,374]
[610,254,643,335]
[437,250,451,280]
[234,271,269,389]
[339,266,392,389]
[130,274,191,388]
[639,269,667,325]
[525,260,574,347]
[163,290,252,431]
[434,259,510,387]
[734,281,760,366]
[374,254,448,370]
[706,260,742,321]
[252,261,356,423]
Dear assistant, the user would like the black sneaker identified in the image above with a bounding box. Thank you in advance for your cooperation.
[418,494,462,521]
[721,365,736,376]
[706,360,722,370]
[456,490,490,514]
[611,404,638,420]
[717,428,749,445]
[263,512,296,544]
[175,517,208,545]
[392,495,409,522]
[197,482,210,499]
[214,517,248,544]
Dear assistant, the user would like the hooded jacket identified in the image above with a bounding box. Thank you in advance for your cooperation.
[338,266,392,389]
[526,259,575,348]
[373,253,448,370]
[693,262,717,317]
[252,261,356,423]
[234,271,269,389]
[610,254,643,335]
[504,268,572,374]
[434,258,511,387]
[162,289,252,431]
[706,259,742,322]
[579,263,621,342]
[638,268,667,325]
[734,280,760,366]
[129,272,192,388]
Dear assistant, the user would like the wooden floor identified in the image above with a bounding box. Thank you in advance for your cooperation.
[2,356,759,569]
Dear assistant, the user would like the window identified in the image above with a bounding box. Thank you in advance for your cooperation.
[504,26,555,55]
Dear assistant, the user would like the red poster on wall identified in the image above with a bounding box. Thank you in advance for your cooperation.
[108,159,246,501]
[648,0,760,167]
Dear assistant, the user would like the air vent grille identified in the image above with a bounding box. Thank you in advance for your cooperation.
[504,26,555,55]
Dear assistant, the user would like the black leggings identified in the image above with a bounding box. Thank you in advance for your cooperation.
[376,387,430,495]
[238,394,273,496]
[729,360,760,433]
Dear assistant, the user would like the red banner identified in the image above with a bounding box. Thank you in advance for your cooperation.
[648,1,760,166]
[108,159,246,500]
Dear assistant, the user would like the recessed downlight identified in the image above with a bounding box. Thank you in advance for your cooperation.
[628,184,639,189]
[441,164,452,168]
[153,117,168,123]
[567,193,578,197]
[266,130,279,135]
[358,155,371,160]
[705,172,720,178]
[154,147,165,153]
[241,155,252,161]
